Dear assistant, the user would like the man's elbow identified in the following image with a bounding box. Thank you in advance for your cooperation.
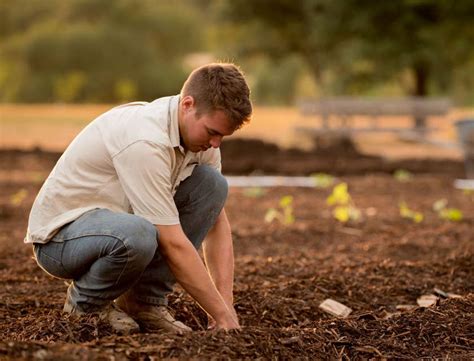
[155,224,187,257]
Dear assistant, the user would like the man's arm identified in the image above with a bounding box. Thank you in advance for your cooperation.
[155,223,238,330]
[202,208,235,307]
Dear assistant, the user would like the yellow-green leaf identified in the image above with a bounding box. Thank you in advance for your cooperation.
[264,208,279,223]
[413,212,424,223]
[10,189,28,206]
[334,206,350,223]
[327,183,350,205]
[279,195,293,208]
[311,173,335,188]
[394,169,413,182]
[440,208,463,221]
[399,201,423,223]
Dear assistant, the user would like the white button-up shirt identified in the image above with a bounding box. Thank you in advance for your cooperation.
[25,95,221,244]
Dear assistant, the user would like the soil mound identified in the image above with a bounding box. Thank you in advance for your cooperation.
[220,138,464,176]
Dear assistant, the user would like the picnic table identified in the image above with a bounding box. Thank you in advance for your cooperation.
[296,97,451,138]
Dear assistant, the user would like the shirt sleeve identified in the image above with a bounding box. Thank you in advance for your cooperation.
[200,148,222,173]
[112,140,180,225]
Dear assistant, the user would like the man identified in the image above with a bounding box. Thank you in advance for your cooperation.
[25,63,252,334]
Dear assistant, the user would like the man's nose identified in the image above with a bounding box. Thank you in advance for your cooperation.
[209,136,222,148]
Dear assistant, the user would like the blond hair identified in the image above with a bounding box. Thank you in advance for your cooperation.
[181,63,252,129]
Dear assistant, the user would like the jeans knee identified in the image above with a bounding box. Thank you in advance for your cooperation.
[193,165,228,206]
[121,216,157,268]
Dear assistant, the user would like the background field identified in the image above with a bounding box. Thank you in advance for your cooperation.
[1,104,472,160]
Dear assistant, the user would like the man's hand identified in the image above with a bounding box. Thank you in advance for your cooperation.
[208,304,239,330]
[203,209,238,330]
[156,223,239,330]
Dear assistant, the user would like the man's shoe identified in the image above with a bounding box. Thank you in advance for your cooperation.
[63,299,140,335]
[115,295,192,334]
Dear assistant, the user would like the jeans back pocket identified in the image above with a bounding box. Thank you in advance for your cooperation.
[34,242,71,279]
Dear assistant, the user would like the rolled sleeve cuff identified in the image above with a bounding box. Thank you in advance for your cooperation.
[138,214,180,226]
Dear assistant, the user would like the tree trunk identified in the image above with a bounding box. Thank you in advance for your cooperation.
[413,63,428,131]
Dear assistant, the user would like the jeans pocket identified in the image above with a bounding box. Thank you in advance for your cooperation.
[34,242,72,279]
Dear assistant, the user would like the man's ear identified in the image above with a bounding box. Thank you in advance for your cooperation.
[181,95,195,112]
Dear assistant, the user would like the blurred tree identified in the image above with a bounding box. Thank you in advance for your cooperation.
[215,0,346,93]
[0,0,205,102]
[343,0,474,98]
[252,56,304,105]
[218,0,474,103]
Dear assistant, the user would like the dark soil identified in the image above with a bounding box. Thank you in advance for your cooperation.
[0,137,465,176]
[0,141,473,360]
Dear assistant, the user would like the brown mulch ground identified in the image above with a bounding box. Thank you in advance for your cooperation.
[0,140,473,359]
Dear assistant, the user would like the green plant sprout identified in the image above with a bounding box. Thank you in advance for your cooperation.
[10,189,28,206]
[432,199,463,222]
[399,201,423,223]
[264,195,295,225]
[394,169,413,182]
[326,183,360,223]
[462,189,474,202]
[242,187,266,198]
[310,173,335,188]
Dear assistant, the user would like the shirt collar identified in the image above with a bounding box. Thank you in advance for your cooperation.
[168,95,184,152]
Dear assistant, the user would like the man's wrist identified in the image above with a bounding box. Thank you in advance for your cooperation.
[217,288,233,306]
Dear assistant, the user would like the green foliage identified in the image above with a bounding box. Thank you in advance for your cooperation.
[2,0,474,103]
[264,195,295,225]
[399,201,424,223]
[327,183,350,206]
[394,169,413,182]
[432,199,463,222]
[462,189,474,199]
[251,56,304,105]
[242,187,266,198]
[439,208,463,222]
[311,173,335,188]
[54,71,87,102]
[217,0,474,102]
[326,183,361,223]
[114,79,138,103]
[0,0,203,102]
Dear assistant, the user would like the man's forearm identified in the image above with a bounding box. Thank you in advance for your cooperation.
[203,209,235,305]
[156,224,238,328]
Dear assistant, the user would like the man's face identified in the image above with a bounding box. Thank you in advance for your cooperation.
[179,96,235,152]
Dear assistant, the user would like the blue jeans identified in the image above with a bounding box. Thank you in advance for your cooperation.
[33,165,228,312]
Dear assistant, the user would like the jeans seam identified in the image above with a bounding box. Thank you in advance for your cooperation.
[60,233,132,286]
[55,231,131,242]
[111,236,131,286]
[36,246,70,278]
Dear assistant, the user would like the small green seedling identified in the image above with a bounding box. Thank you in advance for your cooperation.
[10,189,28,206]
[433,199,463,222]
[394,169,413,182]
[326,183,360,223]
[462,189,474,202]
[310,173,335,188]
[242,187,266,198]
[399,201,423,223]
[264,195,295,225]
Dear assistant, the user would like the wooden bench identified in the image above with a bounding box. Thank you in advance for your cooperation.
[296,97,451,138]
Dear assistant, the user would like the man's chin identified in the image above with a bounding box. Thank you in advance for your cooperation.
[189,145,204,152]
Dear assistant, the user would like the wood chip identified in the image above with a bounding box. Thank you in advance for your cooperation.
[279,336,302,345]
[433,288,449,298]
[417,294,439,308]
[319,299,352,318]
[396,304,416,311]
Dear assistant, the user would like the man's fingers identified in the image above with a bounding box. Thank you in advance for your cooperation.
[207,315,217,330]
